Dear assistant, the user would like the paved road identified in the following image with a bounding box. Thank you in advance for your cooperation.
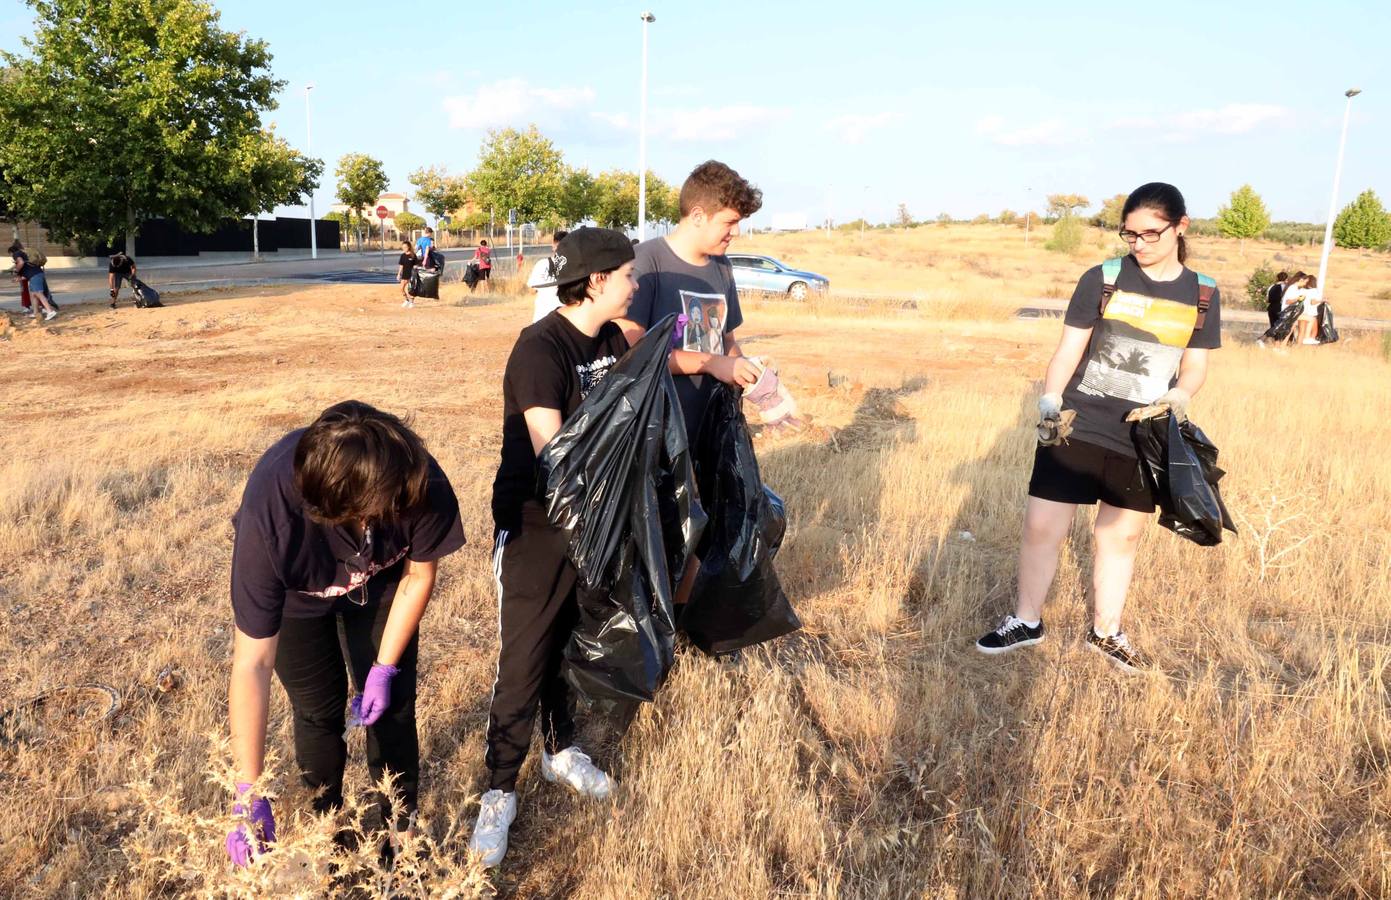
[2,245,550,310]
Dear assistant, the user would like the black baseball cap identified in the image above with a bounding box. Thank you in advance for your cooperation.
[541,227,636,288]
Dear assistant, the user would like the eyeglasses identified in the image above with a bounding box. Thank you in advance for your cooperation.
[342,525,374,606]
[1118,223,1175,244]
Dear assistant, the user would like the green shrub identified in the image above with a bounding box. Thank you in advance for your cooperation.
[1045,216,1084,253]
[1245,262,1280,311]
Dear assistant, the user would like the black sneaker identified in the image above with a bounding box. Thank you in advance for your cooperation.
[1085,629,1148,672]
[975,615,1045,655]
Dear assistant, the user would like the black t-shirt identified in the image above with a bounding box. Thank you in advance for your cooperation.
[1061,255,1222,456]
[12,251,39,279]
[109,255,135,276]
[491,311,630,532]
[1266,281,1285,310]
[398,253,417,277]
[627,237,744,442]
[230,429,467,639]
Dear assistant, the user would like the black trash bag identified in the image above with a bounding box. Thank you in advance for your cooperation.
[410,267,440,299]
[131,277,162,308]
[1132,413,1237,547]
[1316,302,1339,344]
[463,262,480,289]
[681,382,801,655]
[541,314,706,704]
[1260,302,1301,342]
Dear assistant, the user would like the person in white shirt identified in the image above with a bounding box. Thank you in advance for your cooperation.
[1295,275,1322,345]
[527,230,568,322]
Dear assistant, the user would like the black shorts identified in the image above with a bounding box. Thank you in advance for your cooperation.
[1028,439,1155,512]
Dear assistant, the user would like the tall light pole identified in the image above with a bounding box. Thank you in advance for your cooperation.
[1024,186,1033,247]
[637,12,655,241]
[306,83,317,260]
[1316,88,1361,291]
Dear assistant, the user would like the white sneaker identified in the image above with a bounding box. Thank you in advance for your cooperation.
[467,789,516,867]
[43,309,57,321]
[541,746,613,800]
[401,299,414,308]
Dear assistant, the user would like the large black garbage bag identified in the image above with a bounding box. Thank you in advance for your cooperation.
[1132,413,1237,547]
[1260,302,1301,342]
[463,262,480,289]
[131,277,162,308]
[410,267,440,299]
[1316,302,1339,344]
[541,314,706,704]
[682,383,801,655]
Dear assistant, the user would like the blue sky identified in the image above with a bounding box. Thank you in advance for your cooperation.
[3,0,1388,226]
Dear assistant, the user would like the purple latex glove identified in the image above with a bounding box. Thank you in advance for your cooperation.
[671,314,689,350]
[225,782,276,867]
[352,662,400,727]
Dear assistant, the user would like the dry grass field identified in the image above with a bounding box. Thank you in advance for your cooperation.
[739,223,1391,322]
[1,235,1390,898]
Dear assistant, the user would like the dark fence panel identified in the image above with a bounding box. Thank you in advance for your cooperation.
[88,217,340,257]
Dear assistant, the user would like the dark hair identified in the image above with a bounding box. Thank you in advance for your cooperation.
[7,240,23,254]
[424,227,433,235]
[402,240,414,250]
[1122,182,1189,263]
[552,229,569,244]
[479,239,489,247]
[293,400,430,526]
[1275,271,1288,281]
[1289,271,1307,285]
[679,160,763,219]
[1304,275,1318,289]
[556,266,623,306]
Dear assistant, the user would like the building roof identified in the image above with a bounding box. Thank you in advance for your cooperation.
[379,193,408,200]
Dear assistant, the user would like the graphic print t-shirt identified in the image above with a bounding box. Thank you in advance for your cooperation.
[628,237,743,441]
[398,252,418,278]
[491,312,630,531]
[1062,255,1222,456]
[230,429,467,639]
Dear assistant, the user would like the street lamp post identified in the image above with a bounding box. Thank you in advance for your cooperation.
[1024,186,1033,247]
[637,12,655,241]
[1316,88,1361,291]
[306,84,317,260]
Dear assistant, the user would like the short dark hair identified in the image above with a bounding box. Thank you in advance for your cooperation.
[556,266,624,306]
[480,239,489,247]
[679,160,763,219]
[553,229,569,243]
[293,400,430,526]
[7,240,23,254]
[424,227,434,235]
[1275,271,1288,281]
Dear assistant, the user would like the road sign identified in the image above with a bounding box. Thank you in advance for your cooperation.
[376,205,389,219]
[508,208,517,226]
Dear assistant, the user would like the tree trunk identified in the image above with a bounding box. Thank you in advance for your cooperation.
[124,205,136,257]
[252,217,260,259]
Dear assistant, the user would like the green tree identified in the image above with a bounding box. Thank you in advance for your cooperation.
[1045,215,1084,253]
[335,153,389,251]
[1094,193,1128,230]
[997,209,1018,225]
[559,167,596,225]
[1333,189,1391,250]
[324,209,367,244]
[1046,193,1091,220]
[237,128,322,257]
[1216,184,1271,252]
[393,211,426,239]
[591,169,675,230]
[409,165,468,225]
[649,179,680,225]
[0,0,285,253]
[971,213,990,225]
[465,125,567,225]
[897,203,913,228]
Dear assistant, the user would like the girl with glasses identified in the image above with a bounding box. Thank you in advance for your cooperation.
[223,401,465,866]
[975,183,1222,671]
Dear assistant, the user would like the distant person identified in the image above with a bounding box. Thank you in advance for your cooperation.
[9,240,57,321]
[223,401,465,867]
[1266,270,1288,327]
[414,227,434,261]
[8,239,32,314]
[108,251,138,309]
[1294,274,1322,345]
[397,241,419,308]
[468,228,635,868]
[527,229,568,322]
[973,182,1221,671]
[470,239,492,292]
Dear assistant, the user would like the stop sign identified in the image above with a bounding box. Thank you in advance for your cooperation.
[376,205,389,219]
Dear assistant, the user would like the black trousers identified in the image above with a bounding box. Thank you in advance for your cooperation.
[274,600,419,831]
[485,501,579,791]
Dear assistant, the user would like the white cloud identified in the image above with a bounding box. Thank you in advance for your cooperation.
[976,115,1074,146]
[1107,103,1289,142]
[656,105,785,142]
[825,111,904,145]
[442,79,596,131]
